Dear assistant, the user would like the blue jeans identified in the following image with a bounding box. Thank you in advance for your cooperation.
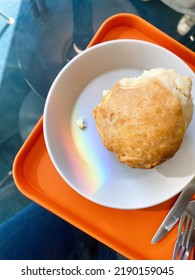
[0,203,117,260]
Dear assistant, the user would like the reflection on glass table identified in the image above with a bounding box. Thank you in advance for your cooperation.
[17,0,94,99]
[16,0,191,100]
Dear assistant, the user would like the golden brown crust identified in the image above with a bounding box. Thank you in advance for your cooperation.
[93,78,186,169]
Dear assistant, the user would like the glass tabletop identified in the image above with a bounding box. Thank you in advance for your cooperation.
[15,0,193,99]
[0,0,194,222]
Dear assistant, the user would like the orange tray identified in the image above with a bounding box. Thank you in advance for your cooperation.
[13,14,195,260]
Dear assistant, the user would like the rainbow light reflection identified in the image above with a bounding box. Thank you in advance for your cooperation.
[70,116,113,197]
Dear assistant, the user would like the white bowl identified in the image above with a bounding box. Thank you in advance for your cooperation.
[43,39,195,209]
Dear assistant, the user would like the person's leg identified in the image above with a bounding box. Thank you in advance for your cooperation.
[0,203,77,259]
[0,203,118,260]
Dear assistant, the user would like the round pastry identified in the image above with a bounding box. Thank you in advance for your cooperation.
[93,68,193,169]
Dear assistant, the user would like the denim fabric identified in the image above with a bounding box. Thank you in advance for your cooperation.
[0,203,118,260]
